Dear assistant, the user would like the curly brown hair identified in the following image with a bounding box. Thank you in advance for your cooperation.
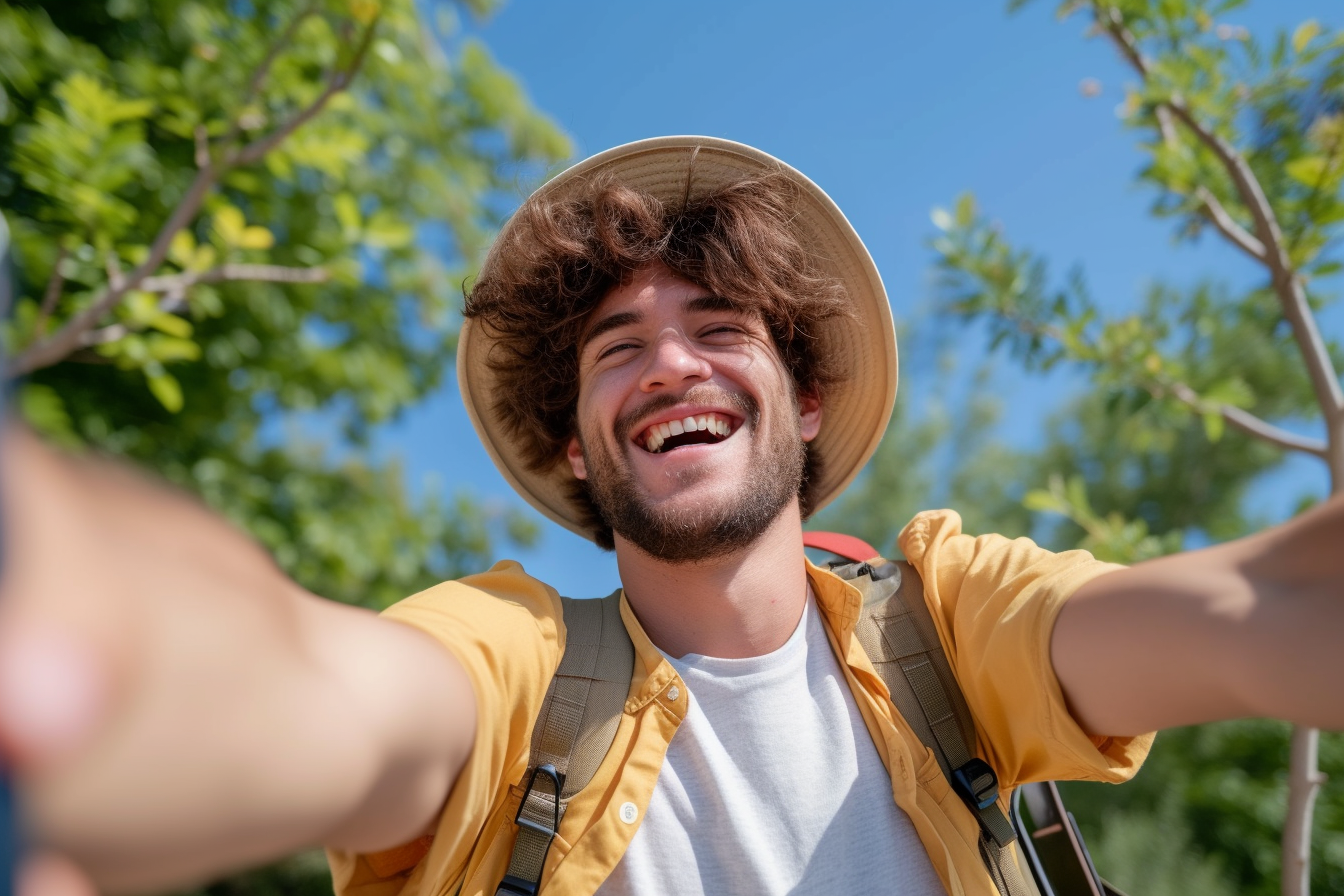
[463,170,854,548]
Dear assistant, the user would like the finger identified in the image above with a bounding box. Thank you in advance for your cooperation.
[0,624,106,772]
[18,852,98,896]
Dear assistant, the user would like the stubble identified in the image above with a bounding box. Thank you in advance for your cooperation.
[578,389,807,564]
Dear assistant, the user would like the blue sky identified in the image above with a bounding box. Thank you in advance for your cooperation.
[378,0,1340,598]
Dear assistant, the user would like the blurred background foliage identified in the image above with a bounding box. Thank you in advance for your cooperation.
[0,1,566,889]
[0,0,569,614]
[822,1,1344,894]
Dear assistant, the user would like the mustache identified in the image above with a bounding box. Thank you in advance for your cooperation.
[615,386,760,440]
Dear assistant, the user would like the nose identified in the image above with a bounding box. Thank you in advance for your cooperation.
[639,328,712,392]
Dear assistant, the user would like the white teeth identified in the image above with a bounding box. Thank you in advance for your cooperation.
[642,413,735,453]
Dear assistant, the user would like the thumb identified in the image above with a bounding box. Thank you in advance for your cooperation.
[0,625,107,771]
[19,851,98,896]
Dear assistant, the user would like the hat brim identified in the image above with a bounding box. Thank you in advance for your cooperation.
[458,136,897,542]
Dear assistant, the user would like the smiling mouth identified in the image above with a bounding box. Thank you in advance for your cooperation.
[637,413,736,454]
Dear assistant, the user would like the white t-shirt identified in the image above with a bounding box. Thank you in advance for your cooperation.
[596,596,943,895]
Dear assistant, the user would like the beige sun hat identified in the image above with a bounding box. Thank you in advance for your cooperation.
[457,135,897,542]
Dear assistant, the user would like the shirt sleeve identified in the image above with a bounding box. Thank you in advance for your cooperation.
[898,510,1155,788]
[327,561,564,896]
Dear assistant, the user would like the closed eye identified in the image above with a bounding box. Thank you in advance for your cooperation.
[597,340,640,360]
[697,323,751,343]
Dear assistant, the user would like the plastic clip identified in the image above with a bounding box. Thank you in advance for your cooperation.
[952,758,1000,811]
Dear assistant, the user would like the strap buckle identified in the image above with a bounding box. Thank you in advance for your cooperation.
[494,764,565,896]
[496,874,540,896]
[514,762,565,834]
[952,758,1000,811]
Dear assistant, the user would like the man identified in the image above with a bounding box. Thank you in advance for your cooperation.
[1,137,1341,896]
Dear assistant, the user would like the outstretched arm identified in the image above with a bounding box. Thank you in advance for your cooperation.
[1051,492,1344,738]
[0,430,476,894]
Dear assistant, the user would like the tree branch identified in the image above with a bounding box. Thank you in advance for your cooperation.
[5,164,219,379]
[3,13,375,381]
[194,124,211,169]
[1166,382,1327,456]
[231,19,377,167]
[74,264,329,347]
[142,263,329,294]
[980,303,1328,457]
[1090,12,1343,896]
[221,1,320,147]
[1196,187,1267,262]
[1284,727,1327,896]
[245,2,319,104]
[33,244,69,336]
[1096,2,1344,424]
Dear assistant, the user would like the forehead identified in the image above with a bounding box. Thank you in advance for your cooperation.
[596,264,707,314]
[582,265,744,344]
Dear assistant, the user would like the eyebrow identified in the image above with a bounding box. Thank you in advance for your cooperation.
[685,294,741,314]
[582,310,642,348]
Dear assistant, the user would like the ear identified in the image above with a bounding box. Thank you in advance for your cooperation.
[566,436,588,480]
[798,390,822,442]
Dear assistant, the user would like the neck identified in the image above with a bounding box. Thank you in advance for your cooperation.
[612,502,811,659]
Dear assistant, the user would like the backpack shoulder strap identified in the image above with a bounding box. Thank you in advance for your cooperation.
[497,590,634,896]
[840,557,1033,896]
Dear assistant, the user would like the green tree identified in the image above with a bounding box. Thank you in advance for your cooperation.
[1,0,568,889]
[1,0,569,606]
[814,333,1037,552]
[923,2,1343,894]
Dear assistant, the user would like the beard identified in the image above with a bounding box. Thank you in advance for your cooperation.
[578,388,807,564]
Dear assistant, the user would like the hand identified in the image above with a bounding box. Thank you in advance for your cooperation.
[0,428,474,894]
[19,852,98,896]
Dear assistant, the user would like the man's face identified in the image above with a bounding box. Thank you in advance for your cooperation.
[566,264,822,562]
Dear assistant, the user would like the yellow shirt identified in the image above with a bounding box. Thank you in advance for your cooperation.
[328,510,1154,896]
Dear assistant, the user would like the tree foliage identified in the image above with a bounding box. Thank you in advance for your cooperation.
[1,0,570,609]
[915,1,1344,893]
[1,3,567,889]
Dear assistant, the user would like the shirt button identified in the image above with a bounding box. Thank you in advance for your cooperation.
[619,802,638,824]
[667,685,679,701]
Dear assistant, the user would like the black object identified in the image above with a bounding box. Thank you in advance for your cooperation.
[497,764,566,896]
[1011,781,1131,896]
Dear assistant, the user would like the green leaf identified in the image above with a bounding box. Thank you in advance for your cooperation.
[17,383,81,447]
[1064,474,1093,518]
[334,192,362,238]
[954,192,977,228]
[169,229,196,267]
[1202,378,1254,408]
[1292,19,1320,53]
[212,206,246,245]
[1285,156,1331,187]
[147,334,202,362]
[1202,411,1226,442]
[148,312,193,338]
[364,210,413,249]
[1023,488,1066,513]
[237,225,274,250]
[347,0,381,26]
[146,369,184,412]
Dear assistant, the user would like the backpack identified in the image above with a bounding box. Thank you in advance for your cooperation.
[495,533,1126,896]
